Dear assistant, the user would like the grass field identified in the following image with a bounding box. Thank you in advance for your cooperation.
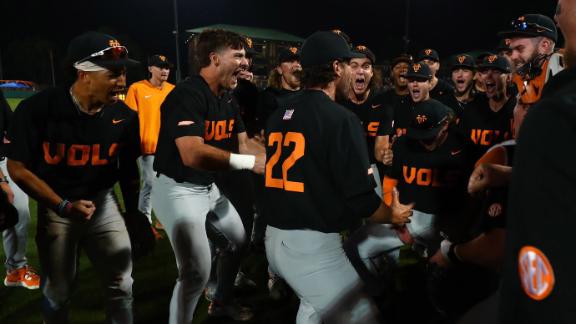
[0,187,300,323]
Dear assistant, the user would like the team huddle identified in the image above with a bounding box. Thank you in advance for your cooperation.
[1,4,575,324]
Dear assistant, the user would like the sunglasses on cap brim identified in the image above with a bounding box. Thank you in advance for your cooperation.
[75,46,129,64]
[510,19,554,33]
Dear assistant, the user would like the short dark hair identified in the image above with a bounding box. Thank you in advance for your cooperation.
[188,29,246,74]
[300,62,339,89]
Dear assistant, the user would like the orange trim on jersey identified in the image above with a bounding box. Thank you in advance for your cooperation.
[124,80,175,154]
[383,176,398,206]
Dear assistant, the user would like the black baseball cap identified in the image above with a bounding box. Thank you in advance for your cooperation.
[277,47,300,65]
[478,54,512,73]
[405,62,433,81]
[353,45,376,64]
[391,54,413,68]
[449,54,476,71]
[66,31,139,68]
[331,29,352,46]
[417,48,440,62]
[148,54,174,69]
[496,38,512,53]
[498,14,558,42]
[408,99,450,140]
[300,31,364,68]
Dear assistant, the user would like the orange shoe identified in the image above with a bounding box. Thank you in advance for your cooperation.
[4,265,40,290]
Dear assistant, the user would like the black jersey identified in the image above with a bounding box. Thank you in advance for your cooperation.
[388,130,467,215]
[338,90,393,163]
[263,90,381,233]
[500,67,576,324]
[441,94,477,121]
[6,87,140,200]
[430,78,454,100]
[233,78,260,137]
[154,75,246,185]
[459,94,516,166]
[0,91,13,158]
[256,87,298,131]
[382,90,412,137]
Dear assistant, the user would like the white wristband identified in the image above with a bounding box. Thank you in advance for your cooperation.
[229,153,255,170]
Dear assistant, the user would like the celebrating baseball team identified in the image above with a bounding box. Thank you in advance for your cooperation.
[1,0,576,323]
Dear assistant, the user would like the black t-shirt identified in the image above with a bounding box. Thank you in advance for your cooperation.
[430,78,454,101]
[338,90,394,164]
[459,94,516,166]
[6,87,140,200]
[233,79,260,137]
[256,87,298,131]
[263,90,381,233]
[382,90,412,137]
[0,91,13,158]
[500,67,576,324]
[388,130,467,214]
[154,75,246,185]
[441,93,478,121]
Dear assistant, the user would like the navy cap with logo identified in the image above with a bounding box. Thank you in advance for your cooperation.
[66,31,139,68]
[405,62,433,81]
[408,100,450,140]
[331,29,352,47]
[148,54,174,69]
[300,31,364,68]
[391,54,413,68]
[353,45,376,64]
[449,54,476,71]
[417,48,440,62]
[277,47,300,65]
[478,54,512,73]
[498,14,558,42]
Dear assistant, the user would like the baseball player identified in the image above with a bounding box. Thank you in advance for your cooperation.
[459,55,516,167]
[263,31,413,324]
[124,54,175,237]
[151,29,265,323]
[416,48,454,100]
[337,45,393,189]
[443,54,477,120]
[6,31,149,323]
[498,14,564,104]
[0,90,39,290]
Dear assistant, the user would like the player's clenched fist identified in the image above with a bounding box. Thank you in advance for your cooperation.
[389,187,414,226]
[67,200,96,221]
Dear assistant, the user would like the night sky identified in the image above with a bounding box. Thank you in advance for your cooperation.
[0,0,559,84]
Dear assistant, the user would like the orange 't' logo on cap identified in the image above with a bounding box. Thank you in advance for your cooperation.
[458,55,466,64]
[109,40,121,48]
[416,114,427,124]
[518,16,525,22]
[159,55,166,61]
[332,29,342,35]
[487,55,498,63]
[425,49,433,56]
[413,63,421,72]
[289,47,298,54]
[518,246,555,301]
[356,45,367,52]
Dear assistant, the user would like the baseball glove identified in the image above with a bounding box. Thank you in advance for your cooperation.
[123,210,156,260]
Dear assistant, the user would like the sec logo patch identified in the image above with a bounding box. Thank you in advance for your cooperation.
[518,246,555,301]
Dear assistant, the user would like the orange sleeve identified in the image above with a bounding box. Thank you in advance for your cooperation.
[383,176,398,206]
[475,145,508,167]
[124,84,138,111]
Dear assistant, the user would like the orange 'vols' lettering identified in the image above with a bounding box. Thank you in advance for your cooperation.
[396,128,407,137]
[67,145,91,166]
[205,119,235,141]
[471,129,509,146]
[44,142,66,165]
[367,122,379,137]
[43,142,118,166]
[403,166,461,187]
[265,132,306,193]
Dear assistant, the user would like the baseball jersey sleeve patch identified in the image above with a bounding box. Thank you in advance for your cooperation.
[178,120,195,126]
[518,245,555,301]
[282,109,294,120]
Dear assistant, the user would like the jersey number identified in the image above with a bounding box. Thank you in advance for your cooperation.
[265,132,305,192]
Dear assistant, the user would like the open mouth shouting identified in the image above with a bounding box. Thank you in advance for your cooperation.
[353,76,368,93]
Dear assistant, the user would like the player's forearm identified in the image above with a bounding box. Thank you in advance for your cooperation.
[7,159,63,211]
[455,229,506,270]
[368,201,392,224]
